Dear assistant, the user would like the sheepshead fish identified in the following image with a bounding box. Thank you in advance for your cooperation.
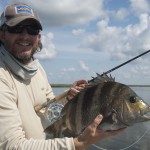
[45,74,150,138]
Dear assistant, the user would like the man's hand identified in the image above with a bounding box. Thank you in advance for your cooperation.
[66,80,88,100]
[73,114,126,150]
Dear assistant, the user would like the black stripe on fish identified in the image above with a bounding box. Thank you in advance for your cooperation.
[79,84,103,129]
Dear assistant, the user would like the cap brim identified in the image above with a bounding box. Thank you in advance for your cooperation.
[5,16,42,30]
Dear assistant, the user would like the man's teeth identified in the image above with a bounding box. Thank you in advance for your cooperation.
[18,42,30,46]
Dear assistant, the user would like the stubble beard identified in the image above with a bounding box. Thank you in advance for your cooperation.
[14,47,37,64]
[5,42,38,64]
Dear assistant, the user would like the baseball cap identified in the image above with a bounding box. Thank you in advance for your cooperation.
[0,3,42,30]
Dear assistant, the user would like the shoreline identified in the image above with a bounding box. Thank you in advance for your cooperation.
[50,84,150,88]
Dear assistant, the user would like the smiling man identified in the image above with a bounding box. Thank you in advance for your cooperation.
[0,4,42,64]
[0,3,124,150]
[1,20,41,64]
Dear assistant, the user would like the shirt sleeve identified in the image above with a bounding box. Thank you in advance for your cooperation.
[0,77,75,150]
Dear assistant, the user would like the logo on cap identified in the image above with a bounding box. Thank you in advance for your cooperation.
[16,5,34,16]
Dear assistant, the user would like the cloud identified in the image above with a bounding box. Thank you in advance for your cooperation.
[77,13,150,60]
[72,29,85,36]
[0,0,105,26]
[115,8,129,20]
[22,0,105,27]
[35,32,57,59]
[131,64,150,77]
[61,67,76,73]
[79,61,89,72]
[130,0,150,15]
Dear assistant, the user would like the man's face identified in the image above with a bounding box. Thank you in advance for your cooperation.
[0,20,41,64]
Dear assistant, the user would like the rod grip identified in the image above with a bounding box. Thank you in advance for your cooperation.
[34,90,69,112]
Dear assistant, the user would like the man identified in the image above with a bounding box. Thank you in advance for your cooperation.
[0,3,124,150]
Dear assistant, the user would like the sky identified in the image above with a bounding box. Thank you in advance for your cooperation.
[1,0,150,85]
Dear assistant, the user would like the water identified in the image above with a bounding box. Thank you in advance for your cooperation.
[52,86,150,150]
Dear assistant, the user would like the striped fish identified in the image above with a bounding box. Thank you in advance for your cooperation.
[45,74,150,138]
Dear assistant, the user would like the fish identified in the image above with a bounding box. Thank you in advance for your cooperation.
[45,74,150,138]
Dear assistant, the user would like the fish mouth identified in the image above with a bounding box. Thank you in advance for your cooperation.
[143,115,150,120]
[140,106,150,120]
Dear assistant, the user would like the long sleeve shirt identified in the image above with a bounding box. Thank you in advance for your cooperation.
[0,49,75,150]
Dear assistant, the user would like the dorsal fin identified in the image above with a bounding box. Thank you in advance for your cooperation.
[88,73,115,85]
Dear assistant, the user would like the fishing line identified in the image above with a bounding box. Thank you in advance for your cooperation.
[92,128,150,150]
[120,128,150,150]
[92,144,107,150]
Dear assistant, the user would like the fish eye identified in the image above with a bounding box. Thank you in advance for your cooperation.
[129,96,137,103]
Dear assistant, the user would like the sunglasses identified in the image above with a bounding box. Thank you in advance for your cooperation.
[5,25,40,35]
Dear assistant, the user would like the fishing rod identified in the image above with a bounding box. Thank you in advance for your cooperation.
[88,49,150,82]
[34,49,150,112]
[99,49,150,77]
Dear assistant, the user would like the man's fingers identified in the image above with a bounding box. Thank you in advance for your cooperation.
[70,87,80,95]
[73,80,88,86]
[88,114,103,130]
[67,80,88,101]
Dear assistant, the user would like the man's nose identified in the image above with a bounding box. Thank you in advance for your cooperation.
[20,29,29,35]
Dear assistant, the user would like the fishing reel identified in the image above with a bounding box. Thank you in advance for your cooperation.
[47,103,64,125]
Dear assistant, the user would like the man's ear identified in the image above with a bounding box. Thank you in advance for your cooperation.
[38,33,41,39]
